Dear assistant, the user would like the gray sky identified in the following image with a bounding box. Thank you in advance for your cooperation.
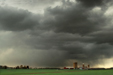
[0,0,113,68]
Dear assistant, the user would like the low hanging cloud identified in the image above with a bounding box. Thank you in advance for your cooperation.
[0,6,40,31]
[0,0,113,67]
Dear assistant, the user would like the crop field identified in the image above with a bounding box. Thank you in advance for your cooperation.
[0,69,113,75]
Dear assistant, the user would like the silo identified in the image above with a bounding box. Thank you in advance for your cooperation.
[88,64,90,68]
[73,62,77,69]
[20,65,23,69]
[83,63,85,69]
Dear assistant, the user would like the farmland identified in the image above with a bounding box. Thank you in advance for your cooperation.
[0,69,113,75]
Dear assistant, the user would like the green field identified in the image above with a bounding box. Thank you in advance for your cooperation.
[0,69,113,75]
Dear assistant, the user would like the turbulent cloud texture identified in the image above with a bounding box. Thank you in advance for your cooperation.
[0,0,113,68]
[77,0,104,7]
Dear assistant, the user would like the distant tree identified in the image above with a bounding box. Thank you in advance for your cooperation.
[3,66,7,69]
[20,65,23,69]
[23,66,27,69]
[16,66,19,69]
[0,65,2,69]
[27,66,29,69]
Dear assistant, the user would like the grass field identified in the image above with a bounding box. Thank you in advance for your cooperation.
[0,69,113,75]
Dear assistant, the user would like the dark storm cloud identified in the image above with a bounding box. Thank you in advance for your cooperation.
[28,31,113,66]
[76,0,104,7]
[0,6,40,31]
[88,30,113,44]
[25,0,113,66]
[1,0,113,67]
[42,1,105,35]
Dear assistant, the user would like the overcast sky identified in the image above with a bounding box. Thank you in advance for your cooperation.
[0,0,113,68]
